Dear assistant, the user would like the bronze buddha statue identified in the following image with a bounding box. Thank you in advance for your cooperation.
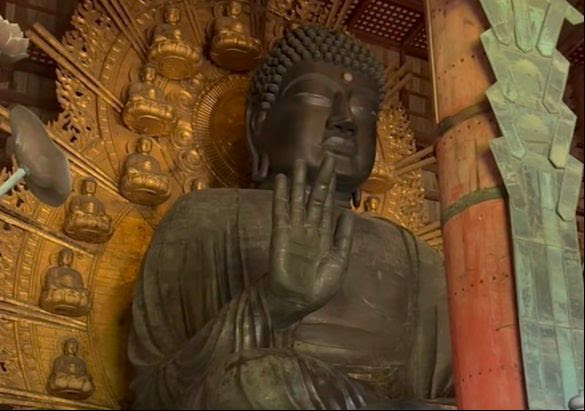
[129,26,452,410]
[122,64,178,137]
[64,177,113,243]
[209,0,263,72]
[148,3,202,80]
[120,136,171,207]
[47,338,94,400]
[39,248,91,317]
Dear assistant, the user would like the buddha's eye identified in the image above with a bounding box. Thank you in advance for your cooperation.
[350,93,376,117]
[293,92,332,107]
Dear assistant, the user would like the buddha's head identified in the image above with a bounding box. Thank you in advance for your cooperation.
[63,338,79,356]
[80,177,97,196]
[137,137,153,154]
[227,1,242,17]
[246,26,384,194]
[141,64,157,83]
[164,3,181,25]
[58,248,74,267]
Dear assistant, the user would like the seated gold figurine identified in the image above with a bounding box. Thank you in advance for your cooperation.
[209,0,263,72]
[364,195,381,214]
[122,64,177,137]
[40,248,91,317]
[47,338,94,400]
[120,137,171,206]
[64,177,113,243]
[148,3,202,80]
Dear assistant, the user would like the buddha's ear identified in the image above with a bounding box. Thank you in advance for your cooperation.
[245,104,269,183]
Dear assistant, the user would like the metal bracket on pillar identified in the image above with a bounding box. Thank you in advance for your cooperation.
[480,1,584,409]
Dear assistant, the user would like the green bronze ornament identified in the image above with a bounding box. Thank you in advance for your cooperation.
[480,1,584,409]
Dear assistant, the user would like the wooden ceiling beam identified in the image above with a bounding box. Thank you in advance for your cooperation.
[351,29,403,50]
[559,22,584,57]
[12,59,56,79]
[401,19,426,50]
[347,0,373,30]
[390,0,424,13]
[0,89,59,112]
[401,44,428,60]
[5,0,69,17]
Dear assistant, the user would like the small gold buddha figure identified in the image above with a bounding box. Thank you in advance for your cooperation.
[148,3,202,80]
[209,0,263,72]
[120,137,171,206]
[64,177,113,243]
[47,338,94,400]
[40,248,91,317]
[364,195,382,214]
[190,179,207,191]
[122,64,177,137]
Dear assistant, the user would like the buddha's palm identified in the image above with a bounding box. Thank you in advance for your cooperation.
[266,157,354,329]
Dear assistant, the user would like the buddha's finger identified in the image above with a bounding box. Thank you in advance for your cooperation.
[332,210,354,265]
[306,154,335,227]
[290,159,307,227]
[319,174,335,250]
[273,173,289,228]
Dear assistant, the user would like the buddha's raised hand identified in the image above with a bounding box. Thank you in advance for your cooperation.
[264,156,354,329]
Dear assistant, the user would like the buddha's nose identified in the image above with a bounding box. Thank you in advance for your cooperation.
[326,92,357,135]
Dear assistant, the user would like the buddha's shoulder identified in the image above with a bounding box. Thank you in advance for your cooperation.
[356,214,443,265]
[159,188,238,220]
[154,188,270,238]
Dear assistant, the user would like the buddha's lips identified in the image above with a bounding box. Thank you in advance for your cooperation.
[322,136,356,156]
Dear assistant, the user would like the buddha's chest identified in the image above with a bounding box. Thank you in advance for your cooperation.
[239,210,417,366]
[294,221,416,366]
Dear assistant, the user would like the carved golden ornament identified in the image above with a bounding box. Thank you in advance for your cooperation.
[148,3,202,80]
[63,177,113,243]
[120,137,171,207]
[209,1,263,72]
[47,338,95,400]
[193,74,252,187]
[362,151,396,194]
[122,65,178,137]
[39,248,91,317]
[122,96,178,137]
[148,40,202,80]
[363,105,415,193]
[361,105,426,232]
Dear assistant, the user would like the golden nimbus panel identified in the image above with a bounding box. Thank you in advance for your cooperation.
[193,74,252,187]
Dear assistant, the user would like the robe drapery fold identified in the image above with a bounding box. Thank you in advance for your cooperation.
[128,189,452,409]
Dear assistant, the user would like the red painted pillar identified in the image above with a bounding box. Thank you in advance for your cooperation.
[426,1,527,409]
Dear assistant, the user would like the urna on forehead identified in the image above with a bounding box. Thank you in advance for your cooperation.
[249,25,385,112]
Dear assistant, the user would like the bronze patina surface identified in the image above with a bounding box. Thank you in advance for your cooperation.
[128,26,452,410]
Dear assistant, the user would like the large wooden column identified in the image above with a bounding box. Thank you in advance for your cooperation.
[426,1,527,409]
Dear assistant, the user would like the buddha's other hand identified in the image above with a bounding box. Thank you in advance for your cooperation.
[264,155,354,329]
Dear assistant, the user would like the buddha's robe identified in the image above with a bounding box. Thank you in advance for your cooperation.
[128,189,452,410]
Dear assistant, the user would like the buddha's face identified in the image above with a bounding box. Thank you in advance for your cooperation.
[137,138,153,153]
[64,339,78,355]
[227,1,242,16]
[165,7,180,25]
[81,179,97,195]
[249,62,379,193]
[59,249,74,267]
[142,67,156,82]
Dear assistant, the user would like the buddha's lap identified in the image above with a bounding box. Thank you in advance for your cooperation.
[194,348,364,409]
